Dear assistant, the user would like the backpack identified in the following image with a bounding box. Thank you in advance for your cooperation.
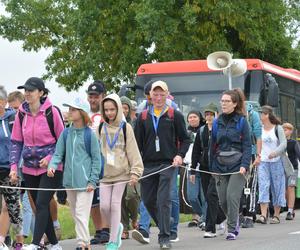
[8,113,15,133]
[212,116,245,141]
[62,126,92,157]
[141,107,174,121]
[18,105,64,141]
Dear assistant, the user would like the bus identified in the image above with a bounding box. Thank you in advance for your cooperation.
[131,59,300,138]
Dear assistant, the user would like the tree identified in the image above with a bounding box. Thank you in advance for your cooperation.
[1,0,299,91]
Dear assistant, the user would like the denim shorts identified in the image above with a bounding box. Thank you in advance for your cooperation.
[258,160,286,207]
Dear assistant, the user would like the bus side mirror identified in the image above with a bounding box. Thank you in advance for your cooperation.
[265,73,279,107]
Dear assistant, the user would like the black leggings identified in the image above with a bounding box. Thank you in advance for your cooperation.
[23,172,62,245]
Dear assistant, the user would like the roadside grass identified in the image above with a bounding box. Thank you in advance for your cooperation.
[22,205,192,242]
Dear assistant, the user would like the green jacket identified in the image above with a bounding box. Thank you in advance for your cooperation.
[49,125,101,190]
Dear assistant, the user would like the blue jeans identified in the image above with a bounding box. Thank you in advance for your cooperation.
[138,201,151,233]
[21,191,35,237]
[187,173,207,220]
[170,168,179,234]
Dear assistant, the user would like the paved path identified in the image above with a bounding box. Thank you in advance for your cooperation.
[60,211,300,250]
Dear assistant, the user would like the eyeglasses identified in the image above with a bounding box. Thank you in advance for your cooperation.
[220,99,232,104]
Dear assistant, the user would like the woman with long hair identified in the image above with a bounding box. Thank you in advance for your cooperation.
[256,105,286,224]
[210,88,252,240]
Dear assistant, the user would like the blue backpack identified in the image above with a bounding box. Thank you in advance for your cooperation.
[62,126,104,179]
[212,116,245,140]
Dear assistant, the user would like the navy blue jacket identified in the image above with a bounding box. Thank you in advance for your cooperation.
[0,109,15,169]
[210,112,252,173]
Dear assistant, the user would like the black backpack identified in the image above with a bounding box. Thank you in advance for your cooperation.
[18,105,64,141]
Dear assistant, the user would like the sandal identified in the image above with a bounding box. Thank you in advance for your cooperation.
[188,219,199,227]
[255,215,267,224]
[270,216,280,224]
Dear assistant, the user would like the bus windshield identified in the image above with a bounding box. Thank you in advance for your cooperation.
[136,71,263,116]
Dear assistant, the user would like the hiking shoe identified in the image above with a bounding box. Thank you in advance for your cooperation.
[241,217,254,228]
[204,232,216,238]
[0,242,9,250]
[4,236,11,247]
[170,232,179,243]
[256,215,267,224]
[90,230,110,245]
[116,223,123,248]
[14,243,23,250]
[160,241,172,249]
[270,216,280,224]
[226,233,236,240]
[105,242,118,250]
[132,229,150,244]
[286,212,295,220]
[21,244,40,250]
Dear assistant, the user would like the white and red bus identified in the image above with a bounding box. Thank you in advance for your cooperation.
[132,59,300,138]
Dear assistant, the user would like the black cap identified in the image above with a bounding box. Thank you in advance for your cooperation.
[86,81,105,95]
[18,77,45,91]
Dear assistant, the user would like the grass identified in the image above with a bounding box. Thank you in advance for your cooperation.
[21,204,193,242]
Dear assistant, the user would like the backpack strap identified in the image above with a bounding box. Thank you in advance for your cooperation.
[84,127,92,157]
[45,106,65,142]
[236,116,245,136]
[167,107,174,120]
[62,128,69,145]
[212,118,218,140]
[8,113,15,133]
[98,121,127,145]
[141,109,148,121]
[18,111,25,127]
[199,125,205,149]
[275,125,279,139]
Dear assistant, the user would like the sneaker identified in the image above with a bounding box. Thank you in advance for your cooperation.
[198,221,206,230]
[0,242,9,250]
[203,232,216,238]
[242,217,254,228]
[160,241,172,249]
[90,230,110,245]
[105,242,118,250]
[132,229,150,244]
[121,231,129,240]
[226,232,236,240]
[286,212,295,220]
[14,243,23,250]
[49,244,62,250]
[21,244,40,250]
[217,222,226,236]
[4,236,11,247]
[170,232,179,243]
[116,223,123,248]
[234,218,240,236]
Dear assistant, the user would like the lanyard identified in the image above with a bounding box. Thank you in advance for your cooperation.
[104,121,125,150]
[151,105,167,136]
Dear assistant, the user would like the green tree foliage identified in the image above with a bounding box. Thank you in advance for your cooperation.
[1,0,299,90]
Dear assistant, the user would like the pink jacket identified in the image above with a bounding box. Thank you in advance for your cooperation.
[10,97,64,176]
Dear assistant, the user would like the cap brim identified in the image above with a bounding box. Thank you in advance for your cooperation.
[86,90,102,95]
[17,84,37,91]
[63,103,82,110]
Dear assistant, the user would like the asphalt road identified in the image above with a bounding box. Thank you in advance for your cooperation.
[60,211,300,250]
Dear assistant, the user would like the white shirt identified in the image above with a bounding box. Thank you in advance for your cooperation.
[261,126,280,162]
[89,111,102,133]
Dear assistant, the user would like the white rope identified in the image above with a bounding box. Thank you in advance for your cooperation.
[0,164,245,192]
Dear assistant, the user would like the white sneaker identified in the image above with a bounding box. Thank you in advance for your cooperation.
[0,242,9,250]
[49,243,62,250]
[204,232,217,238]
[217,222,226,236]
[21,244,39,250]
